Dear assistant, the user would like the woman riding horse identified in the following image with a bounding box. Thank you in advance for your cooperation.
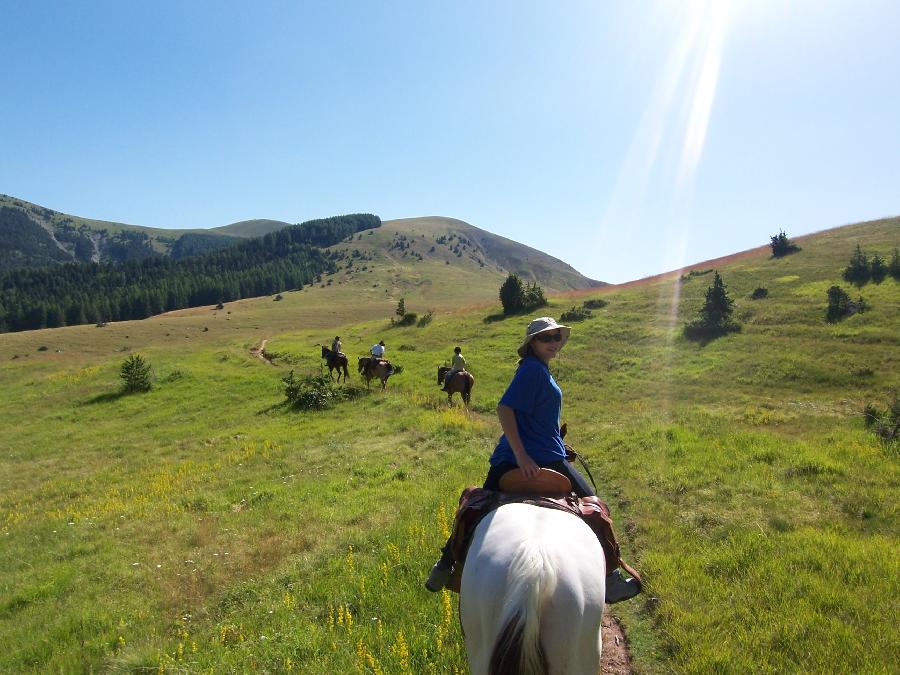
[426,317,640,604]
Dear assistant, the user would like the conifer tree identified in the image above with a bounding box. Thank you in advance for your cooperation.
[120,353,152,392]
[770,230,800,257]
[499,274,526,315]
[870,254,887,284]
[843,244,871,285]
[684,270,739,340]
[889,248,900,281]
[699,271,734,327]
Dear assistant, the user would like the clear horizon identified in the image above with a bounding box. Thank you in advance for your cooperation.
[2,1,898,284]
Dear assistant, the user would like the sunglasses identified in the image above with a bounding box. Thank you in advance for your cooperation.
[533,332,563,343]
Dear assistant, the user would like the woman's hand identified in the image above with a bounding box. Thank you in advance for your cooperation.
[517,454,540,480]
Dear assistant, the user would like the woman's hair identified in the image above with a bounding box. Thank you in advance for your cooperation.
[517,341,535,366]
[454,346,461,353]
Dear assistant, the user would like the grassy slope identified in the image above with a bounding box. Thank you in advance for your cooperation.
[0,217,897,673]
[212,219,294,238]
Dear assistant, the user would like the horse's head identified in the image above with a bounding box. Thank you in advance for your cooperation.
[358,357,369,374]
[437,366,449,384]
[321,345,329,358]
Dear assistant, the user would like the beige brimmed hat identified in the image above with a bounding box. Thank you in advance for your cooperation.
[517,316,570,358]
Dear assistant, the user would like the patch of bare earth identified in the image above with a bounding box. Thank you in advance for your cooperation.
[601,611,632,674]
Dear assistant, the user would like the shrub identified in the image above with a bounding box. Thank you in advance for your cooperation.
[750,287,769,300]
[282,371,367,410]
[582,299,608,309]
[770,230,800,257]
[394,313,417,327]
[826,286,868,322]
[274,294,284,301]
[121,353,152,393]
[680,269,713,281]
[825,286,850,322]
[416,311,433,327]
[862,393,899,444]
[560,306,592,323]
[499,274,548,315]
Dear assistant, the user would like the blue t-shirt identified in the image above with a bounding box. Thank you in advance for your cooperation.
[490,356,566,466]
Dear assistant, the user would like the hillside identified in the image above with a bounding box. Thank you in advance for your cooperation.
[0,198,603,333]
[0,196,604,295]
[213,218,293,238]
[0,216,896,673]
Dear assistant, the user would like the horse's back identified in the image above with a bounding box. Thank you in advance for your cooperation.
[460,503,605,675]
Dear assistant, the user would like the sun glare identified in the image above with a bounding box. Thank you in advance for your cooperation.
[596,1,734,281]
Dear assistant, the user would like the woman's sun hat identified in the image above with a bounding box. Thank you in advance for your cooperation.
[517,316,571,357]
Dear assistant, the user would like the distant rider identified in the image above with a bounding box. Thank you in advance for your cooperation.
[331,335,343,356]
[370,340,386,363]
[443,346,467,391]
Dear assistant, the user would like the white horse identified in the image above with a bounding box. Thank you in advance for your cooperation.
[459,502,606,675]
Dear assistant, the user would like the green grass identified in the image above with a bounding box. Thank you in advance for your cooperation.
[0,216,898,672]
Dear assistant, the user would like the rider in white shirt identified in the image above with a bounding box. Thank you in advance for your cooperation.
[370,340,385,361]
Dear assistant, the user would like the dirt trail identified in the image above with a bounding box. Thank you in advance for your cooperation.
[250,339,273,364]
[601,612,632,674]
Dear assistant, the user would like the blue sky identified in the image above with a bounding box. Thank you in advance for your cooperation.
[2,1,898,283]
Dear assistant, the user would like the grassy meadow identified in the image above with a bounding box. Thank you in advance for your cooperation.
[1,217,898,673]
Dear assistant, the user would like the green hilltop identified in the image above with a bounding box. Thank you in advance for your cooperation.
[0,214,897,672]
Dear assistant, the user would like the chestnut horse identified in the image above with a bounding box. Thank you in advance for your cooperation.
[437,366,475,406]
[321,346,349,382]
[460,503,606,675]
[357,357,394,391]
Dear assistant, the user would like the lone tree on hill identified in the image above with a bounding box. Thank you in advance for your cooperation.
[499,273,548,315]
[120,353,152,393]
[684,270,740,340]
[770,230,800,257]
[499,274,526,314]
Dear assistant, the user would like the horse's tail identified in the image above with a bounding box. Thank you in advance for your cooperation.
[464,373,473,396]
[489,543,555,675]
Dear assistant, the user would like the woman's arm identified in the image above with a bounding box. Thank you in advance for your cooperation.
[497,404,540,479]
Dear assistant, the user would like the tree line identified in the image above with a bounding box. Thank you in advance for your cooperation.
[0,214,381,333]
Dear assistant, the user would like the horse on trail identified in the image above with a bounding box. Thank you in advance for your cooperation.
[437,366,475,406]
[321,345,350,382]
[358,357,394,391]
[459,502,606,675]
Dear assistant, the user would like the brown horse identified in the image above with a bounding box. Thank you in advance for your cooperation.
[438,366,475,406]
[321,345,349,382]
[358,356,394,391]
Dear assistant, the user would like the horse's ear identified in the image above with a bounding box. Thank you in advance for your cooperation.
[560,422,568,439]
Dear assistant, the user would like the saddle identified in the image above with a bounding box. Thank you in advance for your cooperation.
[445,469,641,594]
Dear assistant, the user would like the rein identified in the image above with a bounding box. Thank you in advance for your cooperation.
[565,444,598,494]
